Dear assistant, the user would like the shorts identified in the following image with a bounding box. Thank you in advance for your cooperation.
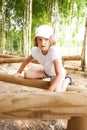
[43,71,55,78]
[65,76,73,85]
[43,71,73,85]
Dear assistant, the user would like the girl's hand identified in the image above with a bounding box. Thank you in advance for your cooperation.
[47,86,56,92]
[13,73,21,81]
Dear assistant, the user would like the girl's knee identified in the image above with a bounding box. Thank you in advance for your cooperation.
[24,70,29,78]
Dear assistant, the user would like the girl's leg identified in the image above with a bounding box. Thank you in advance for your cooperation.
[61,78,71,92]
[24,69,45,79]
[50,77,72,92]
[47,78,56,91]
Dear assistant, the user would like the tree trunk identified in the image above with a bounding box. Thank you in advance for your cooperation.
[29,0,32,53]
[52,0,59,42]
[1,0,6,53]
[24,0,32,56]
[81,18,87,71]
[8,11,13,53]
[24,0,29,56]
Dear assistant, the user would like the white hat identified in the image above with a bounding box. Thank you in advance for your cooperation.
[35,25,53,38]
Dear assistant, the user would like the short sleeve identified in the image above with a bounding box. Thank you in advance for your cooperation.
[31,47,42,62]
[50,46,62,61]
[31,47,38,59]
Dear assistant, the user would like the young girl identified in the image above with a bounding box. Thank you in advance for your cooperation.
[13,25,72,92]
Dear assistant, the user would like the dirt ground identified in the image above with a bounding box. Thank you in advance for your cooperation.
[0,61,87,130]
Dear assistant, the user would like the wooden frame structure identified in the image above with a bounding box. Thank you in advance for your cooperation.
[0,54,83,71]
[0,91,87,130]
[0,73,87,130]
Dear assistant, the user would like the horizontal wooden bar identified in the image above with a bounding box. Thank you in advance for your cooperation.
[0,73,87,92]
[0,55,82,64]
[0,73,50,89]
[0,92,87,119]
[62,55,82,61]
[0,57,25,63]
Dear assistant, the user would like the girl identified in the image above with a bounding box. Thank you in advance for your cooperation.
[13,25,72,92]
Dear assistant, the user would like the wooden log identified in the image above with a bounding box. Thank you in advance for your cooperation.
[32,56,82,64]
[67,117,87,130]
[0,57,25,63]
[0,55,82,64]
[0,73,87,92]
[0,73,50,89]
[81,17,87,71]
[0,92,87,119]
[0,54,21,58]
[64,66,80,71]
[62,55,82,61]
[0,54,82,60]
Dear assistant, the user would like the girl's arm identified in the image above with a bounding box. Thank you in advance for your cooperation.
[13,55,34,80]
[48,58,66,92]
[17,55,33,73]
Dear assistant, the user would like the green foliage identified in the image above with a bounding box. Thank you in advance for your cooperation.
[0,0,87,54]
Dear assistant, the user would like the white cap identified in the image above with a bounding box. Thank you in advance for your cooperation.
[35,25,53,38]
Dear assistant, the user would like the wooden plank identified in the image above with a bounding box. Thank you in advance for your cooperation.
[0,92,87,119]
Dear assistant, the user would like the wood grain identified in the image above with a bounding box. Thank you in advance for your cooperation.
[0,92,87,119]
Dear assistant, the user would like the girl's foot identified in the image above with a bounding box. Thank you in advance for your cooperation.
[65,76,73,85]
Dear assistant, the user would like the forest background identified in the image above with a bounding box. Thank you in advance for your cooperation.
[0,0,87,57]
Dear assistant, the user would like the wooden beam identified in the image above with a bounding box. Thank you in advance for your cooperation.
[0,92,87,119]
[0,73,87,92]
[0,57,25,63]
[0,54,82,60]
[62,55,82,61]
[0,55,82,64]
[0,54,22,58]
[67,117,87,130]
[64,66,80,71]
[0,73,50,89]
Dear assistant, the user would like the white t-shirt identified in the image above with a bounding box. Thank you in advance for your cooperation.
[32,46,62,76]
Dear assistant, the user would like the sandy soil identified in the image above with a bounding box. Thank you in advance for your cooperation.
[0,61,87,130]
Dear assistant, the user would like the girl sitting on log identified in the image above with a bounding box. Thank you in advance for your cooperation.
[13,25,72,92]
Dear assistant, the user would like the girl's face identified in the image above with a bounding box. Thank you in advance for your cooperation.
[36,36,51,55]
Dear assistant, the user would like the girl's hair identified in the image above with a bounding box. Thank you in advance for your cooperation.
[34,35,56,47]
